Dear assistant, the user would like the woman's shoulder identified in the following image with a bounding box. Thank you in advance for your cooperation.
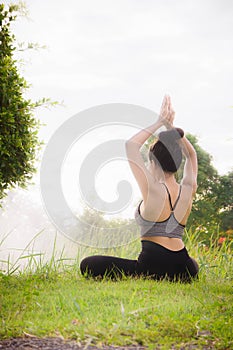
[142,181,168,206]
[147,180,166,196]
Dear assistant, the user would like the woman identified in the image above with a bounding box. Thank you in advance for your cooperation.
[80,95,199,282]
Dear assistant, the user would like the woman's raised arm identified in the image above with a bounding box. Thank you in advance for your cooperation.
[125,95,171,200]
[180,136,198,194]
[125,119,162,200]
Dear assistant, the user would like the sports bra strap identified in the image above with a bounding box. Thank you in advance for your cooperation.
[162,183,182,211]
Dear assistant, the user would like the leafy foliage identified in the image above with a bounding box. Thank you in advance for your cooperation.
[0,3,41,201]
[185,134,218,229]
[72,206,139,248]
[214,171,233,231]
[187,135,233,234]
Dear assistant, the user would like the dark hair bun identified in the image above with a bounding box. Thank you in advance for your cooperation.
[158,128,184,144]
[149,128,184,172]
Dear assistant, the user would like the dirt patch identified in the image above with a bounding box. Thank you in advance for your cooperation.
[0,337,218,349]
[0,337,146,350]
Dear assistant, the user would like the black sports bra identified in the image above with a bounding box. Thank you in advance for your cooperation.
[135,184,185,239]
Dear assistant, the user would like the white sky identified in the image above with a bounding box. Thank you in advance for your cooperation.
[7,0,232,173]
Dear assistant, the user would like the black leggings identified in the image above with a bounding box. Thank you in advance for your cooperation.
[80,240,199,283]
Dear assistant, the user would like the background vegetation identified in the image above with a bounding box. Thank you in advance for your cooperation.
[0,3,55,202]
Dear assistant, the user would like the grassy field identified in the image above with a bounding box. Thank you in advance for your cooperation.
[0,230,232,349]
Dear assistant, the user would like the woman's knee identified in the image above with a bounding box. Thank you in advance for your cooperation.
[191,258,199,272]
[80,255,109,277]
[80,256,95,276]
[186,257,199,278]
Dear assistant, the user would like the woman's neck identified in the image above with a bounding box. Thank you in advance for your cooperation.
[163,172,177,185]
[149,162,177,184]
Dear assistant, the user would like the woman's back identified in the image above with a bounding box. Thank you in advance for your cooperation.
[140,181,193,225]
[137,180,194,251]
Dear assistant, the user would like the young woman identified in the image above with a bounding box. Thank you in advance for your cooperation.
[80,95,199,282]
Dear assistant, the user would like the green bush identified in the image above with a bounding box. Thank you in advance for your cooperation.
[0,3,41,201]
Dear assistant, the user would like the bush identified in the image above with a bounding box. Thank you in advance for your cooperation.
[0,3,41,202]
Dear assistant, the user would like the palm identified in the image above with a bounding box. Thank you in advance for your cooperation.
[159,95,175,128]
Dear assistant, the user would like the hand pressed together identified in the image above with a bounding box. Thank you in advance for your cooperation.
[158,94,175,129]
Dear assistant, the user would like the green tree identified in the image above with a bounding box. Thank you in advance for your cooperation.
[72,206,139,248]
[0,3,46,202]
[215,170,233,231]
[185,138,233,234]
[184,134,219,230]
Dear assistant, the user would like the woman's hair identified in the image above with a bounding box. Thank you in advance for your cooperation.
[149,128,184,173]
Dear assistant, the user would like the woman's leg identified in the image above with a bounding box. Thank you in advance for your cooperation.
[80,255,137,279]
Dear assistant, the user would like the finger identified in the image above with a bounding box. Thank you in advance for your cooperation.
[160,97,168,117]
[168,101,172,114]
[170,99,175,111]
[168,97,172,113]
[161,95,167,110]
[164,101,169,115]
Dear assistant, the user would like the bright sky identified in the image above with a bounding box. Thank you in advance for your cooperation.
[4,0,233,216]
[8,0,232,171]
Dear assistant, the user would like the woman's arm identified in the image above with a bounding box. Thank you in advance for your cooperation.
[125,95,171,200]
[180,136,198,194]
[125,119,163,199]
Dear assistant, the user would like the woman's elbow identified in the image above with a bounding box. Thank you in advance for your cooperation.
[125,140,131,153]
[192,181,198,195]
[125,139,140,151]
[125,139,131,147]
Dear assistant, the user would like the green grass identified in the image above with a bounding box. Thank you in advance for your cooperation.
[0,229,232,349]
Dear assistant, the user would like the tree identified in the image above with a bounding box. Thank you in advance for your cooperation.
[215,170,233,231]
[0,3,42,202]
[72,206,139,248]
[185,137,233,233]
[184,134,219,230]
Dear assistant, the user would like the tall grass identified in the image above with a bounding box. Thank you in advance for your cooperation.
[0,226,232,282]
[184,227,232,282]
[0,230,76,276]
